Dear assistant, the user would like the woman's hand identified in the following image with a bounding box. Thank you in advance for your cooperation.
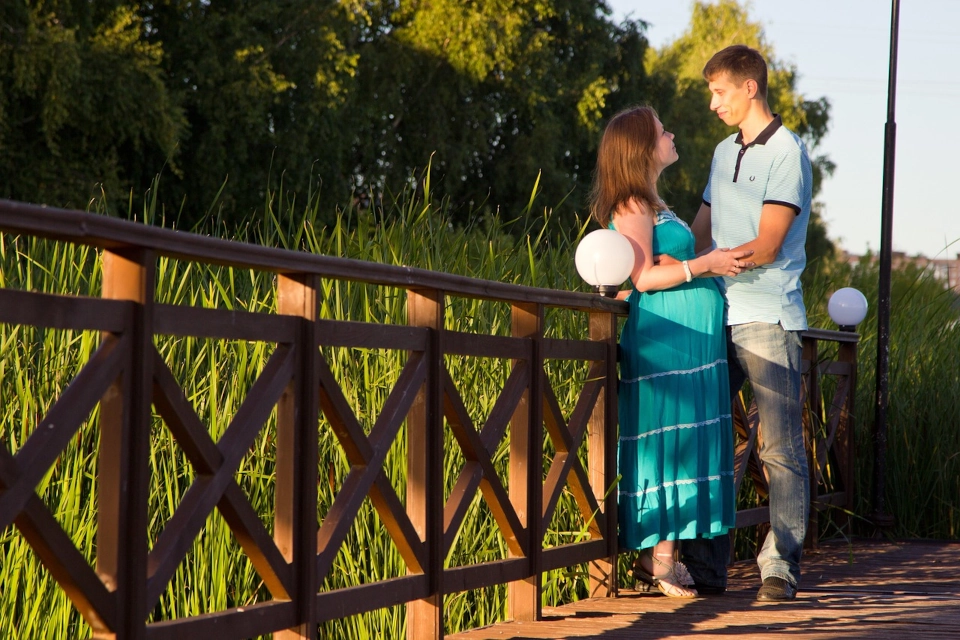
[702,248,755,277]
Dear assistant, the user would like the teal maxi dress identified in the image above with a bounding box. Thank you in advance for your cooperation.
[614,211,735,550]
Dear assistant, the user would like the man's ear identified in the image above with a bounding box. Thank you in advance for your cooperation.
[744,78,759,99]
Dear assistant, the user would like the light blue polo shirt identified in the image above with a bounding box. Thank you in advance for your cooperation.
[703,115,812,330]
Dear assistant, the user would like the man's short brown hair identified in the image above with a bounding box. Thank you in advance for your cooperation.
[703,44,768,99]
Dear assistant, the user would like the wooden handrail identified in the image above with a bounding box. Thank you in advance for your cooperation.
[0,199,623,313]
[0,200,859,639]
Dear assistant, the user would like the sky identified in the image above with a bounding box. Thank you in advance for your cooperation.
[606,0,960,260]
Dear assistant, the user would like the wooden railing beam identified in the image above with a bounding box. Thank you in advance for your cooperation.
[838,339,860,527]
[406,289,444,640]
[507,302,543,623]
[441,365,529,555]
[0,199,624,314]
[97,248,156,640]
[587,311,618,597]
[803,337,822,550]
[275,274,321,639]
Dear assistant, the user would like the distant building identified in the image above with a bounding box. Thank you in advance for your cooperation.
[842,250,960,294]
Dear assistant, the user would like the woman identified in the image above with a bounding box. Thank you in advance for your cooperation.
[589,106,751,598]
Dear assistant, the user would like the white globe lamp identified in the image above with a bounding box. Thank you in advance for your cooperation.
[828,287,868,331]
[575,229,635,297]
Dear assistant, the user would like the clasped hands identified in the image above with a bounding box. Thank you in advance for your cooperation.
[657,248,756,277]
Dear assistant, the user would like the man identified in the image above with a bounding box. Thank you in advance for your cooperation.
[681,44,813,602]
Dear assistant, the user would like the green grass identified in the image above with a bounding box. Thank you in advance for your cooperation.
[839,257,960,539]
[1,183,958,638]
[0,183,602,638]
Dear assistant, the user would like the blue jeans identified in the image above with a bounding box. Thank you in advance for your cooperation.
[682,322,808,588]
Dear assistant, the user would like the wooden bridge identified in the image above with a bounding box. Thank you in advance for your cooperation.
[0,200,865,639]
[450,538,960,639]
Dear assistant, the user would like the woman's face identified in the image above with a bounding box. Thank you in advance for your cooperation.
[653,117,678,172]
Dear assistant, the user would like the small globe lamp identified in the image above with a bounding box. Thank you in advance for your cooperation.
[575,229,635,297]
[828,287,869,331]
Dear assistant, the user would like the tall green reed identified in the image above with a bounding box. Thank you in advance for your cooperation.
[4,180,958,638]
[0,180,599,638]
[796,251,960,540]
[838,257,960,539]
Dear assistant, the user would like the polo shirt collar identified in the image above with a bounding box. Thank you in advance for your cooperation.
[734,114,783,147]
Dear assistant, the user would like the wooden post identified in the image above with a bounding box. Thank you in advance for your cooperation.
[276,274,320,639]
[507,302,543,622]
[802,336,821,550]
[839,338,859,534]
[406,289,444,640]
[588,311,618,597]
[96,249,155,640]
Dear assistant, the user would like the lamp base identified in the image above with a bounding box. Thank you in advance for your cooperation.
[870,511,896,530]
[594,284,620,298]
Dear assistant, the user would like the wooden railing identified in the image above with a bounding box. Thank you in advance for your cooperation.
[0,200,859,639]
[0,200,623,639]
[731,328,860,549]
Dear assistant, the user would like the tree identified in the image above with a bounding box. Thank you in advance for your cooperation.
[138,0,359,227]
[0,1,183,209]
[1,0,835,257]
[644,0,835,264]
[6,1,653,230]
[341,1,654,230]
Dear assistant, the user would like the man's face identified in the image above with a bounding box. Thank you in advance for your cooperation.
[707,73,752,128]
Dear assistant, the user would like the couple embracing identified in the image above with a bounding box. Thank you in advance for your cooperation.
[590,45,812,601]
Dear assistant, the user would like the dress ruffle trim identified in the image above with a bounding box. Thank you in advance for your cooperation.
[618,471,735,497]
[622,358,727,384]
[619,414,732,442]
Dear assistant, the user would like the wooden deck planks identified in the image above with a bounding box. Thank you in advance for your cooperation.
[449,538,960,639]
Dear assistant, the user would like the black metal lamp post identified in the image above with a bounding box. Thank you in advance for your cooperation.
[872,0,901,531]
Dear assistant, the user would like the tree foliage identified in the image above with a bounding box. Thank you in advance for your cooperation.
[1,1,655,228]
[138,0,359,223]
[1,0,837,266]
[0,1,183,208]
[645,0,835,263]
[340,0,653,229]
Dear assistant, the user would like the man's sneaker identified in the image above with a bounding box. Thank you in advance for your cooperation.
[756,576,797,601]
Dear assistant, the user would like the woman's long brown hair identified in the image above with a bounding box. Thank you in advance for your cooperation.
[588,105,665,227]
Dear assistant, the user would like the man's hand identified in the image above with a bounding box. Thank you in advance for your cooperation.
[739,203,796,265]
[656,250,756,278]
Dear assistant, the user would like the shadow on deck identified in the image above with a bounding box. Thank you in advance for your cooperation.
[450,538,960,639]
